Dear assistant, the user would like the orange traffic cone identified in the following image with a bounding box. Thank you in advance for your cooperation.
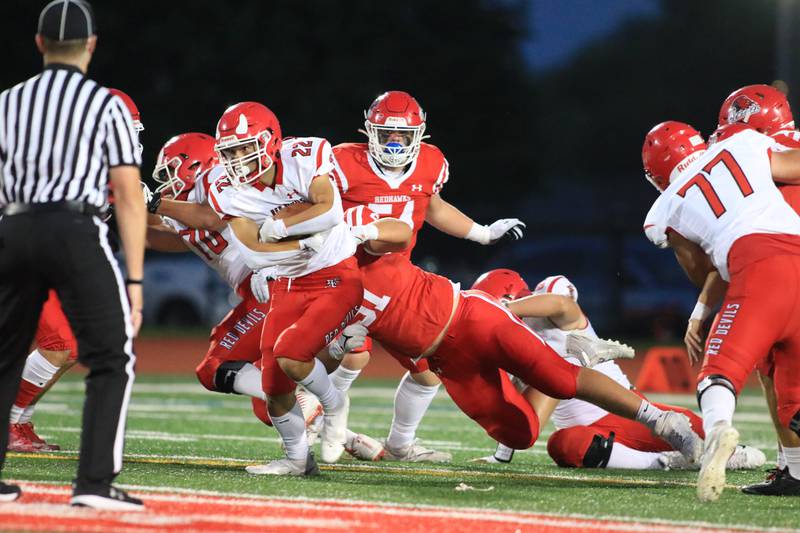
[635,346,697,393]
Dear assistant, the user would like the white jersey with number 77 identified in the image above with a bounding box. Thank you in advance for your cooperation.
[643,129,800,280]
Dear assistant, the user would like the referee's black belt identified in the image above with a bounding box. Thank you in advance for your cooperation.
[2,201,105,218]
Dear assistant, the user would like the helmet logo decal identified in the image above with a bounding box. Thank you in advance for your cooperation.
[727,96,761,124]
[236,113,249,135]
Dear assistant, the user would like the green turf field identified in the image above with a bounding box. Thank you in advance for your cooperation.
[4,375,797,531]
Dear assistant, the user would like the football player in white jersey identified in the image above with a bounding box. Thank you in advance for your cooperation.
[468,270,764,472]
[641,120,800,501]
[206,102,363,475]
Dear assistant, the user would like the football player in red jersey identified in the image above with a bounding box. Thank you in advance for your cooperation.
[702,84,800,496]
[329,91,525,462]
[7,88,144,454]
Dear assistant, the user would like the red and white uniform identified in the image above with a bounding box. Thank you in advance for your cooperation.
[644,128,800,427]
[333,142,449,257]
[209,136,363,396]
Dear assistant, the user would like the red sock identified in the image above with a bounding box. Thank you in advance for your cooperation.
[14,380,43,409]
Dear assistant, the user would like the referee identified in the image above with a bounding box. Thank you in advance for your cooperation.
[0,1,146,510]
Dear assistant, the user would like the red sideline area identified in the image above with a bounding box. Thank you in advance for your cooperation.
[0,483,765,533]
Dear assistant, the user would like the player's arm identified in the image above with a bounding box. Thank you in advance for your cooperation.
[770,149,800,183]
[426,193,525,244]
[152,198,227,232]
[506,294,586,330]
[667,231,715,289]
[145,224,189,252]
[360,218,413,254]
[229,217,304,253]
[260,175,343,241]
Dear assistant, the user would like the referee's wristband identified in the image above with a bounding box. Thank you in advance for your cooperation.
[125,278,143,285]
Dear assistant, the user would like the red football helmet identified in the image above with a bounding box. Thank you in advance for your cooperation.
[109,88,143,155]
[215,102,282,188]
[708,123,754,146]
[642,121,707,191]
[718,84,794,135]
[363,91,428,168]
[471,269,531,301]
[153,133,218,199]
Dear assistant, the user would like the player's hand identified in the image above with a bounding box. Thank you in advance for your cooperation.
[350,224,380,244]
[147,190,162,214]
[299,232,326,253]
[685,318,705,364]
[126,283,143,337]
[488,218,525,243]
[141,182,153,205]
[327,324,369,360]
[258,217,289,243]
[250,268,275,303]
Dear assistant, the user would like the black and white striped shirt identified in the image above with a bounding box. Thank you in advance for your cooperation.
[0,63,141,208]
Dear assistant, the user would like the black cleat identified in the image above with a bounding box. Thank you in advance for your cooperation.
[0,481,21,502]
[741,467,800,496]
[71,485,144,511]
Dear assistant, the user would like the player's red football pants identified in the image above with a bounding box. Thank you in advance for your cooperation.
[426,291,580,450]
[546,401,704,467]
[260,257,363,396]
[35,290,78,358]
[699,234,800,427]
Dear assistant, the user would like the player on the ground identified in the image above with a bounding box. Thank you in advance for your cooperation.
[468,269,764,471]
[330,91,526,462]
[6,88,142,453]
[641,119,800,501]
[207,101,362,475]
[714,84,800,496]
[326,206,702,465]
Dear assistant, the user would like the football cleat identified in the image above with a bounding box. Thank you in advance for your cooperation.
[320,392,349,464]
[296,387,324,446]
[245,451,320,476]
[71,485,144,511]
[7,424,38,453]
[468,455,503,464]
[345,431,385,461]
[0,482,21,502]
[18,422,60,451]
[565,332,635,367]
[659,445,765,471]
[697,421,740,502]
[383,439,452,463]
[741,467,800,496]
[652,412,702,466]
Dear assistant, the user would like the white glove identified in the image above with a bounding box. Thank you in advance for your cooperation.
[327,324,369,360]
[299,232,326,253]
[350,223,380,244]
[565,332,635,367]
[250,268,276,303]
[258,218,289,243]
[141,182,153,205]
[488,218,525,243]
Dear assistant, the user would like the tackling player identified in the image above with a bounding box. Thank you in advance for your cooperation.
[468,269,764,471]
[7,88,142,453]
[641,119,800,500]
[329,91,526,462]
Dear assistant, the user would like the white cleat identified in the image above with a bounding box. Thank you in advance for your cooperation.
[383,438,452,463]
[653,411,703,466]
[296,387,324,446]
[245,452,320,476]
[697,422,740,502]
[659,444,765,471]
[565,332,635,367]
[320,392,349,464]
[468,455,503,464]
[345,430,385,461]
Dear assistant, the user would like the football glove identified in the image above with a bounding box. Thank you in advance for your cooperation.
[488,218,525,243]
[565,332,635,367]
[327,324,369,360]
[250,268,277,303]
[258,217,289,243]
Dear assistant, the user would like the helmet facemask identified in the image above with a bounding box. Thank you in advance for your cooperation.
[363,116,426,168]
[153,155,198,199]
[215,130,274,189]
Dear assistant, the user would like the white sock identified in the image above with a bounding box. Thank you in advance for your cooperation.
[18,405,36,424]
[699,385,736,436]
[232,363,266,399]
[494,443,515,462]
[607,443,663,469]
[783,446,800,479]
[330,366,361,393]
[634,401,666,431]
[386,372,439,451]
[269,401,309,461]
[298,359,342,412]
[22,349,59,387]
[8,405,24,424]
[777,443,786,469]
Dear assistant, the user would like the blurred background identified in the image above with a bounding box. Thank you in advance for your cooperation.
[3,0,799,340]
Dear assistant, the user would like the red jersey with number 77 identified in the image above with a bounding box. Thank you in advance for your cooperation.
[332,142,449,257]
[643,129,800,281]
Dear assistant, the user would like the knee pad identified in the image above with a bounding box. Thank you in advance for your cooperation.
[212,360,250,394]
[696,374,737,407]
[582,432,615,468]
[791,410,800,438]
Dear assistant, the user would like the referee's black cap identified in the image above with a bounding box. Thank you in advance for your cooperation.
[38,0,96,41]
